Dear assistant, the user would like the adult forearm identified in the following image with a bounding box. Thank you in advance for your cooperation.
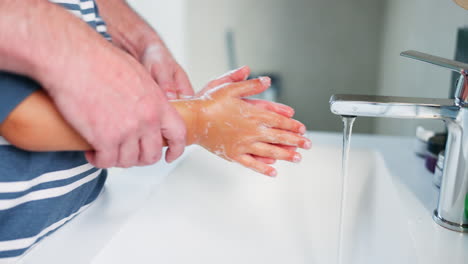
[95,0,162,60]
[0,91,198,152]
[0,0,54,78]
[0,0,116,88]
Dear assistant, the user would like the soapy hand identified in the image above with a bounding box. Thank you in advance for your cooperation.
[198,66,299,165]
[191,77,311,177]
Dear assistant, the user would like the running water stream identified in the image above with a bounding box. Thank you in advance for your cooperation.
[337,116,356,264]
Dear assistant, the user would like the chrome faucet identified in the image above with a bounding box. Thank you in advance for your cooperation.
[330,50,468,233]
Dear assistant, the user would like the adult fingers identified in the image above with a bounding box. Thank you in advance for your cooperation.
[242,98,295,118]
[160,107,186,163]
[174,67,194,98]
[250,142,301,163]
[235,154,277,177]
[138,131,163,166]
[85,148,118,169]
[151,64,177,100]
[116,137,140,168]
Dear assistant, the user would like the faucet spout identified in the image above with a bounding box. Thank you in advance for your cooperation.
[330,93,468,232]
[330,94,459,120]
[329,50,468,233]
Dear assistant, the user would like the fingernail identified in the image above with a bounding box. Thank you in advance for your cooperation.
[292,153,302,163]
[166,91,177,99]
[269,170,277,177]
[303,140,312,149]
[283,108,295,117]
[299,125,306,134]
[259,76,271,87]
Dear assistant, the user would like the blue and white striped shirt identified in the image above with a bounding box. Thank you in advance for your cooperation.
[52,0,111,40]
[0,0,111,261]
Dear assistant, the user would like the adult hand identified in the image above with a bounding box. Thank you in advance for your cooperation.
[141,43,194,100]
[45,44,186,168]
[0,0,186,168]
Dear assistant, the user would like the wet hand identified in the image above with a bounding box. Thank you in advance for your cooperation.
[197,66,300,164]
[192,77,311,177]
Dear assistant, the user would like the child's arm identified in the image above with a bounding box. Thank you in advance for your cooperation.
[0,90,91,151]
[0,65,252,152]
[0,77,310,176]
[0,90,198,151]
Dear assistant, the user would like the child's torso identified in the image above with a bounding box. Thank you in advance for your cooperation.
[0,1,111,260]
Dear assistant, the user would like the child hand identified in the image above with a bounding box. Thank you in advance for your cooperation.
[197,66,299,165]
[199,66,295,117]
[192,77,311,177]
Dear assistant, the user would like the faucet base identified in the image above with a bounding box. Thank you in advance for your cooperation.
[433,210,468,233]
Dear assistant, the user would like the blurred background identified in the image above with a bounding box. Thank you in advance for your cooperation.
[129,0,468,136]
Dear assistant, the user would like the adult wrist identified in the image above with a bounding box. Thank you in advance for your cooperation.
[35,37,116,96]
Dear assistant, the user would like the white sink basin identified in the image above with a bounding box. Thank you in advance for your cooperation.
[20,133,468,264]
[128,145,409,264]
[89,133,467,264]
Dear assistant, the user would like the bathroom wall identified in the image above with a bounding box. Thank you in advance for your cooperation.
[375,0,468,136]
[185,0,385,134]
[128,0,468,136]
[127,0,187,68]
